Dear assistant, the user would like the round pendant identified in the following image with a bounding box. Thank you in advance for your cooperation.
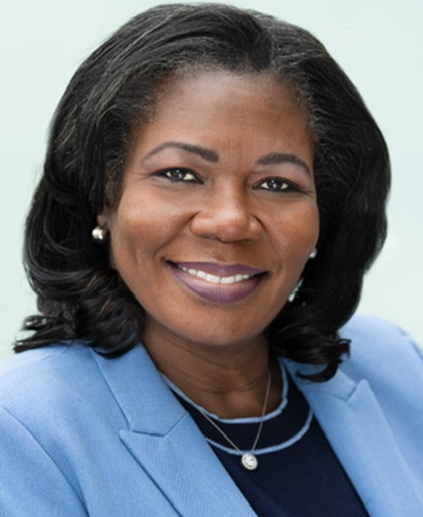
[241,453,258,471]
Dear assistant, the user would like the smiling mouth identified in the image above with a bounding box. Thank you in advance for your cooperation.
[176,264,254,285]
[168,261,267,304]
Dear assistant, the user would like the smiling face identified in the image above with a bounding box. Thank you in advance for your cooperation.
[99,71,319,355]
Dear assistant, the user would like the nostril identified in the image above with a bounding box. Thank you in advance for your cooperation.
[189,208,261,242]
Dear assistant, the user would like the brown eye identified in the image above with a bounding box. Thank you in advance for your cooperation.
[159,168,198,182]
[257,177,296,192]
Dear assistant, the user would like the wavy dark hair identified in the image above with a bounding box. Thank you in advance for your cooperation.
[15,3,390,381]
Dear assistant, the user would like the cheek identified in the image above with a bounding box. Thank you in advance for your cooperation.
[108,193,181,271]
[107,202,152,271]
[270,203,319,255]
[299,208,320,248]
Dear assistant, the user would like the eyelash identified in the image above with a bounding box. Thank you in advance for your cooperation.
[156,168,200,183]
[255,177,300,193]
[155,168,301,193]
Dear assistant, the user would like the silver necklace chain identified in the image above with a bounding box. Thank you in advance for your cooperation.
[198,370,272,471]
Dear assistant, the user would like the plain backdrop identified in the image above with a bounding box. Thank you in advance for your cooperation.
[0,0,421,360]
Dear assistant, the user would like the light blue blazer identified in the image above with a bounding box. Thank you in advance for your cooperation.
[0,314,422,516]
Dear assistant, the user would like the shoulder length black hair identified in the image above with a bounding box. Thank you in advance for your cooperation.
[15,3,390,381]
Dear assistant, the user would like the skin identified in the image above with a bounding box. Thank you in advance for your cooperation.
[99,71,319,418]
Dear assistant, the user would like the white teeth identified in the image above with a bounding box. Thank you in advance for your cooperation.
[206,273,220,283]
[178,265,252,285]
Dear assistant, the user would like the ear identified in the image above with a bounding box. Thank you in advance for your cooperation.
[96,204,114,228]
[97,213,109,228]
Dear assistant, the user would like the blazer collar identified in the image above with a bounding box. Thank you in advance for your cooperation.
[93,345,258,517]
[285,360,423,517]
[92,345,423,517]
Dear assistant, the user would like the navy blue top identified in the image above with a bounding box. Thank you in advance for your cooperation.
[168,366,370,517]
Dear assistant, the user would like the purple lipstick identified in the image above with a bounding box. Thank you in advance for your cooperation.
[169,261,266,304]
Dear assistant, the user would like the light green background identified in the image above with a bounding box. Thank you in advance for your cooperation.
[1,0,421,361]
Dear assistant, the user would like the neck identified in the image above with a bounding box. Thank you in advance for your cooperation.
[142,325,282,418]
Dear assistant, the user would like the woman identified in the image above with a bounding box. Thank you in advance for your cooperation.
[0,4,422,516]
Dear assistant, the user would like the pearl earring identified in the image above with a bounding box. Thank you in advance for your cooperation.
[309,248,317,259]
[91,225,109,243]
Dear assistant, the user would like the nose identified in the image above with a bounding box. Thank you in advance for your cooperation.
[189,187,262,242]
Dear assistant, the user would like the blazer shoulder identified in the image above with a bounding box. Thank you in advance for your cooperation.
[0,344,110,420]
[341,313,419,342]
[0,345,69,394]
[339,313,423,383]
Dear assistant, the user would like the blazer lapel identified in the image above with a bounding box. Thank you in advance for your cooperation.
[94,344,423,516]
[94,345,257,517]
[285,361,423,517]
[119,418,257,517]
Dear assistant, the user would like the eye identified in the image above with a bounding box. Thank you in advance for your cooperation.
[157,168,199,183]
[256,177,299,193]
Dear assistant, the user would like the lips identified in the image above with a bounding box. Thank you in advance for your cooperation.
[168,261,267,304]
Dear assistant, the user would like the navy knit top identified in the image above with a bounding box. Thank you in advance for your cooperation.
[167,366,370,517]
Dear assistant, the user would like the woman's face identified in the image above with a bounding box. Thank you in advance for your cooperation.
[100,71,319,351]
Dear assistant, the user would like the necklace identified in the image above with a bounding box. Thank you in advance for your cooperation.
[197,370,271,471]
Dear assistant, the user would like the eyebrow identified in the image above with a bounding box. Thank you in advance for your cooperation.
[257,153,311,176]
[143,141,219,163]
[142,141,311,176]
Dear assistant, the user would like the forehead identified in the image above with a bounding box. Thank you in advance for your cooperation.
[129,70,313,156]
[152,69,308,119]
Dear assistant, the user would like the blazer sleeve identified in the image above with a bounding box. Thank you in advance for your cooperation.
[0,406,88,517]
